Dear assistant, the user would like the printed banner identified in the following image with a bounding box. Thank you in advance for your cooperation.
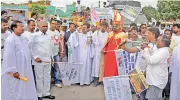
[115,49,139,75]
[103,76,133,100]
[115,49,126,75]
[95,8,113,19]
[128,67,148,94]
[121,5,140,22]
[58,62,82,86]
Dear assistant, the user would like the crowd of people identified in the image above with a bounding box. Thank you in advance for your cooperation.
[1,9,180,100]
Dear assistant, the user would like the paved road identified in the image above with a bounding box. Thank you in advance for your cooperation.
[46,84,137,100]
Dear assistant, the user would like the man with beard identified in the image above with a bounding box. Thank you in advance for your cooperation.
[99,11,127,82]
[169,24,180,54]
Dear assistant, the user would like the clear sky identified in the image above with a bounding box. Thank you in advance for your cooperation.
[1,0,158,8]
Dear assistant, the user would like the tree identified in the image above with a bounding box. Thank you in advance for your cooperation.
[32,4,47,14]
[72,2,76,6]
[142,6,158,21]
[157,0,180,20]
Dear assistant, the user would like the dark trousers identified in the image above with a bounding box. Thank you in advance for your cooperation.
[162,72,171,98]
[32,65,36,86]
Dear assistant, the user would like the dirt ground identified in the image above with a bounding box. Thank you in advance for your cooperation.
[45,84,137,100]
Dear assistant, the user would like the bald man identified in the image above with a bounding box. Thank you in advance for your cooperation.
[29,21,55,100]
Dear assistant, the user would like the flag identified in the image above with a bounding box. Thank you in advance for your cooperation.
[50,0,67,13]
[91,7,100,25]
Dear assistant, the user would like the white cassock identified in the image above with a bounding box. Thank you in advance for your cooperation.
[91,31,108,77]
[170,44,180,100]
[78,32,94,85]
[169,34,180,72]
[1,33,38,100]
[67,32,80,63]
[1,30,11,60]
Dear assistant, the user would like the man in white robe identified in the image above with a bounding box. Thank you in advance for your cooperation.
[67,31,80,63]
[170,44,180,100]
[1,20,38,100]
[91,22,109,86]
[29,21,55,100]
[1,18,11,61]
[64,23,77,62]
[67,30,80,84]
[22,19,36,41]
[78,23,94,86]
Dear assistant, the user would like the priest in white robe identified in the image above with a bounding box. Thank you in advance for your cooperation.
[78,23,94,86]
[1,20,38,100]
[66,31,80,84]
[170,44,180,100]
[91,22,109,86]
[67,31,80,63]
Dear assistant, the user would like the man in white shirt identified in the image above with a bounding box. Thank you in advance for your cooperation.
[91,22,109,87]
[143,35,171,100]
[170,24,180,54]
[47,19,62,88]
[122,27,160,100]
[29,20,55,100]
[160,24,166,35]
[22,19,36,41]
[76,0,82,13]
[1,18,11,61]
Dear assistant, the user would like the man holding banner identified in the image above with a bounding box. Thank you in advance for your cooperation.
[99,11,127,81]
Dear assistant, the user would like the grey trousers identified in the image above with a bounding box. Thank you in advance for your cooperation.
[140,90,147,100]
[146,85,163,100]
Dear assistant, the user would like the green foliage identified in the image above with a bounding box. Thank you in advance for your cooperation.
[157,0,180,20]
[72,2,76,6]
[32,4,47,14]
[142,0,180,21]
[142,5,158,21]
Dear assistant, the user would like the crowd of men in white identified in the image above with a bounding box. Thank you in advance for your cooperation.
[1,10,180,100]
